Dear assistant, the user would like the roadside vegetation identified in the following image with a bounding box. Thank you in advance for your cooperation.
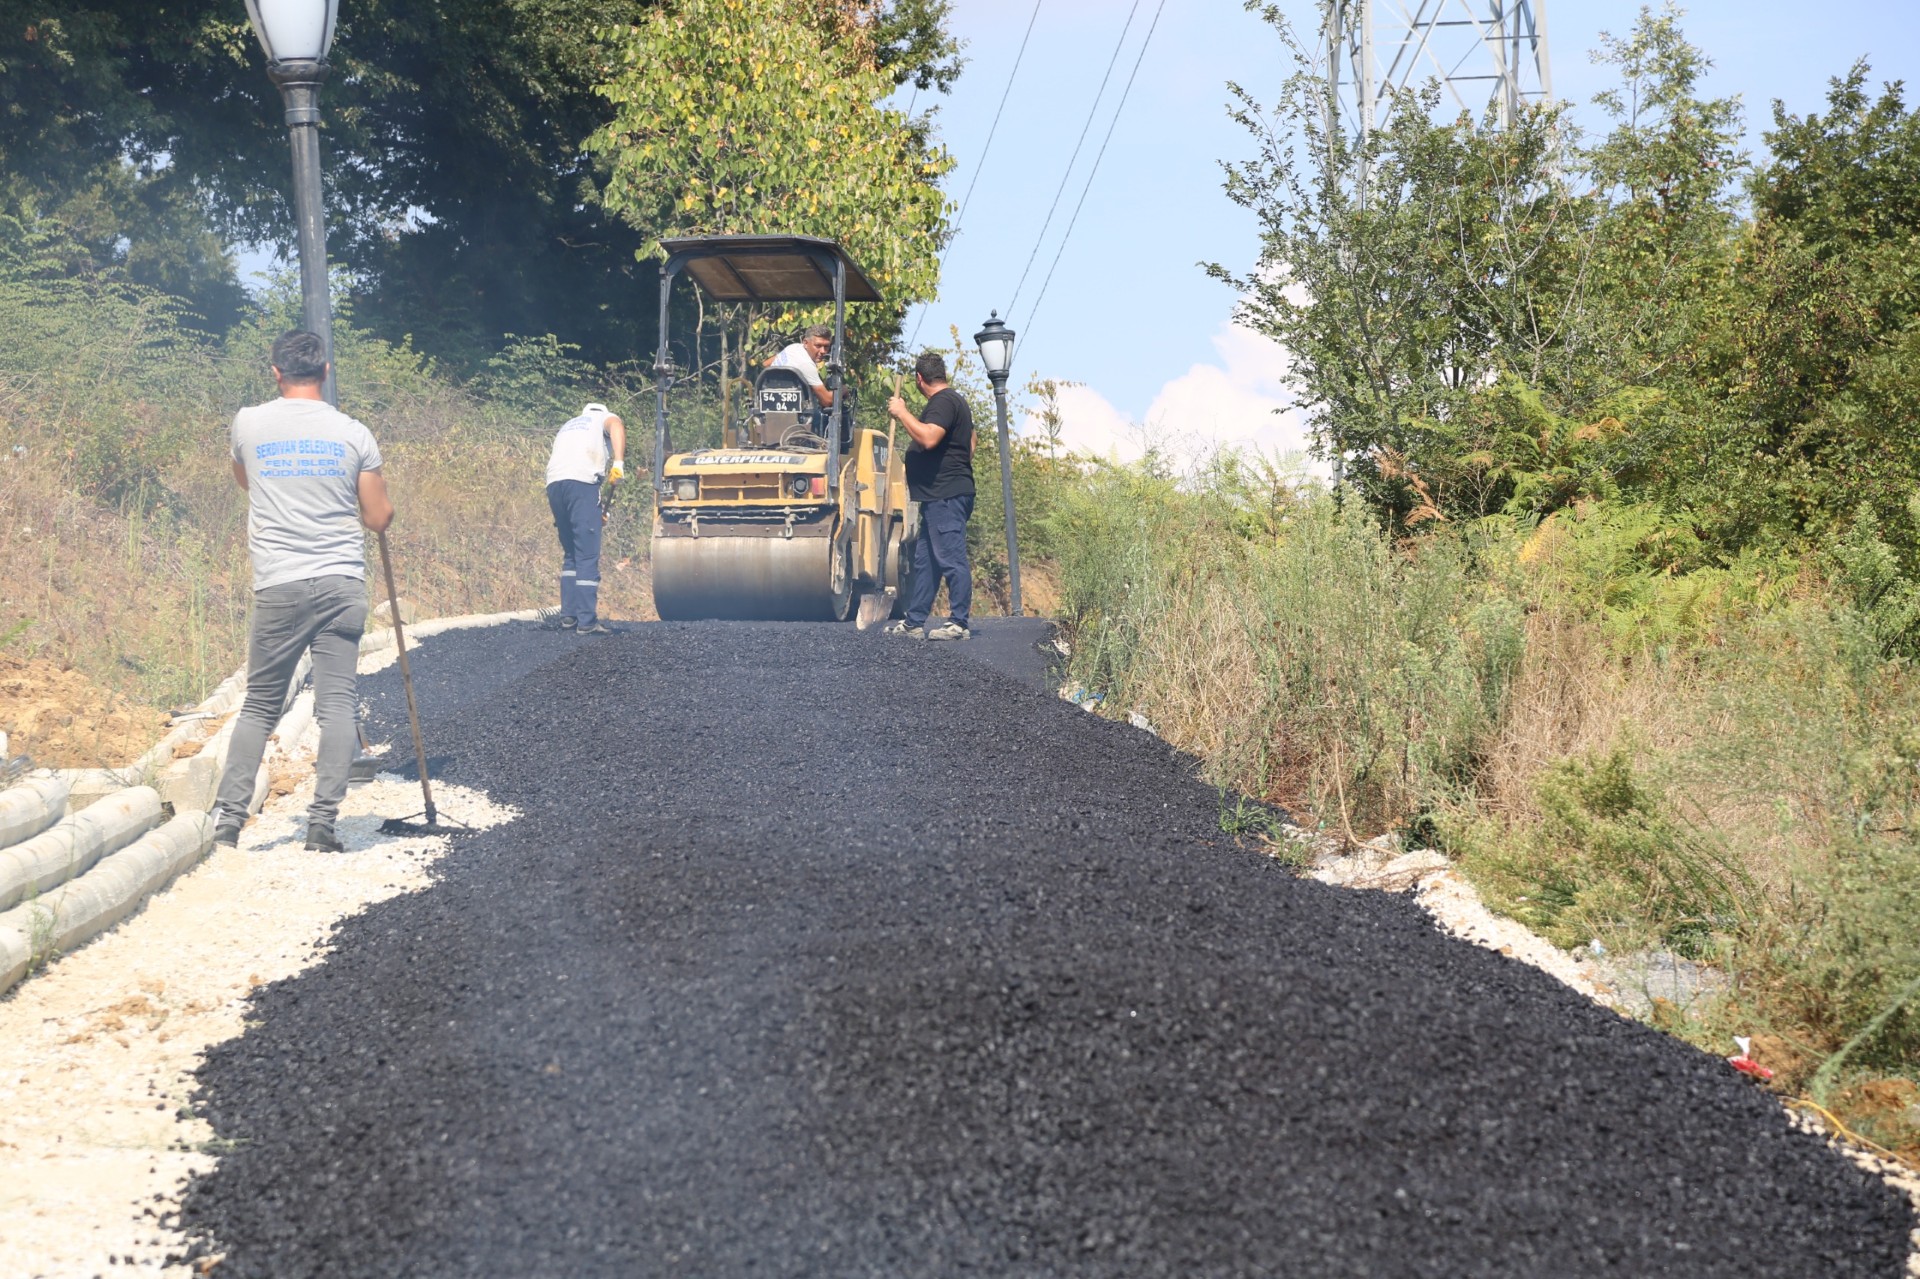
[1043,2,1920,1158]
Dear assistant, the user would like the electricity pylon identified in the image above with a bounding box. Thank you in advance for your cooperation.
[1321,0,1553,141]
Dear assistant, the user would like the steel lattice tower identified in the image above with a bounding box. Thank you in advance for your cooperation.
[1321,0,1553,141]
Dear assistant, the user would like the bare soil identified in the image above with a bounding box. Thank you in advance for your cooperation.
[0,652,169,768]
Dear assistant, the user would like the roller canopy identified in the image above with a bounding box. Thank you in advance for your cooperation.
[660,235,883,303]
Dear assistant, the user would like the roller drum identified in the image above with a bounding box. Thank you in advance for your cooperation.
[653,530,848,621]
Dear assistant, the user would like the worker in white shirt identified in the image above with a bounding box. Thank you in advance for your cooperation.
[767,324,836,414]
[544,402,626,634]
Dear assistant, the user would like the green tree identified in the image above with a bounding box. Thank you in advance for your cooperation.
[1214,3,1760,529]
[1580,4,1745,399]
[1213,3,1604,524]
[1685,64,1920,555]
[587,0,954,374]
[0,1,961,364]
[0,6,249,327]
[1755,62,1920,273]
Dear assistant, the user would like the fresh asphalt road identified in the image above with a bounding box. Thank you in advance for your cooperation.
[178,620,1914,1277]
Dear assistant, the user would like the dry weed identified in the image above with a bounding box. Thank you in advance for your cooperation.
[1478,610,1695,826]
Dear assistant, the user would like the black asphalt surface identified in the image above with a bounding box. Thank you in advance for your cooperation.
[178,621,1914,1277]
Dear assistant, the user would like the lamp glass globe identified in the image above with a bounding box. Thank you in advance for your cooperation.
[245,0,338,63]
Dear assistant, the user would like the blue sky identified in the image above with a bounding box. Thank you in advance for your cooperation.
[908,0,1920,458]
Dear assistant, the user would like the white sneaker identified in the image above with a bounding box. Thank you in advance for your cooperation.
[926,622,969,641]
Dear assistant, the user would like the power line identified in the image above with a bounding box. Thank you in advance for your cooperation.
[905,0,1043,354]
[954,0,1044,229]
[1019,0,1166,345]
[1006,0,1140,318]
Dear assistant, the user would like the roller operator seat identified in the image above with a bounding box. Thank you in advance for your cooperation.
[749,366,816,447]
[748,366,854,448]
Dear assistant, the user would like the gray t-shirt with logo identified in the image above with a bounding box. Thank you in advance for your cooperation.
[230,398,383,590]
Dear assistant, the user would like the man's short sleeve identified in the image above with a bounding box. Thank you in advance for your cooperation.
[776,344,824,388]
[355,421,384,473]
[920,390,960,435]
[230,411,247,463]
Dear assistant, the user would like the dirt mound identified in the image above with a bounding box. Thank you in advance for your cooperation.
[0,652,168,768]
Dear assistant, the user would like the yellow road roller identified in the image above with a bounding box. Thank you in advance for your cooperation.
[647,235,913,623]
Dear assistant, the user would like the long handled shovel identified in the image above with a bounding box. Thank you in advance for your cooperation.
[854,373,905,631]
[374,528,473,837]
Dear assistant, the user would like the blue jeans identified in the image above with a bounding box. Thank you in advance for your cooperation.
[904,493,973,629]
[547,479,603,625]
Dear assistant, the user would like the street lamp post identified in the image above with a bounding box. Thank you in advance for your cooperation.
[974,311,1022,617]
[245,0,341,404]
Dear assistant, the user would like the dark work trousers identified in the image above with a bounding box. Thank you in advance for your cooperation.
[214,574,367,832]
[903,493,974,630]
[547,478,603,626]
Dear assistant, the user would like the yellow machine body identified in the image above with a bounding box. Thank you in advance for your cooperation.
[651,429,912,621]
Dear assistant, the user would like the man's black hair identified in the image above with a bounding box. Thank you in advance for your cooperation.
[271,330,329,383]
[914,351,948,384]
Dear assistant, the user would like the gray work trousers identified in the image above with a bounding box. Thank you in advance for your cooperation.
[214,574,368,831]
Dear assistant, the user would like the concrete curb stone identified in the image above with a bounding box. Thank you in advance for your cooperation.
[0,787,163,914]
[0,810,214,994]
[0,775,72,850]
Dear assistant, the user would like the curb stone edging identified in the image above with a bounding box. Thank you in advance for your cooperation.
[0,776,71,849]
[0,788,164,915]
[0,811,214,993]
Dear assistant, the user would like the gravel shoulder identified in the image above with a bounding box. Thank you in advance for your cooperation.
[165,620,1915,1277]
[0,762,512,1277]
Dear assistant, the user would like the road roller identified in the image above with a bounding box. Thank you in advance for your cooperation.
[647,235,913,623]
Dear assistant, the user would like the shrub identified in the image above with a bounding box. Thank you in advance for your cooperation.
[1461,749,1747,955]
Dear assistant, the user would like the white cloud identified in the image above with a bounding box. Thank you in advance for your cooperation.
[1023,318,1324,475]
[1028,382,1143,461]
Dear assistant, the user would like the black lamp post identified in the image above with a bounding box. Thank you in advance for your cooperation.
[245,0,340,404]
[974,311,1022,617]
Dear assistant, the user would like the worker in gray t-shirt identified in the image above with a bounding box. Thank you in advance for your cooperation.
[213,329,394,853]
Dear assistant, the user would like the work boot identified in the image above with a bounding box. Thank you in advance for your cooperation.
[576,620,614,635]
[882,620,925,639]
[212,813,244,849]
[926,621,969,642]
[304,824,344,853]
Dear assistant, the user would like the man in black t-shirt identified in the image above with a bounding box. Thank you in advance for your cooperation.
[884,351,975,640]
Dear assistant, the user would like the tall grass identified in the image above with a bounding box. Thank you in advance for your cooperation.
[1049,459,1522,832]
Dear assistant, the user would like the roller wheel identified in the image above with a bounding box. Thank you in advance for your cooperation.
[827,529,854,622]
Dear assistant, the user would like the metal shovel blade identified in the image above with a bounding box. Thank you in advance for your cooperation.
[380,809,477,837]
[855,588,895,631]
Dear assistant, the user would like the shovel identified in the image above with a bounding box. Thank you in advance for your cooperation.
[855,373,904,631]
[374,528,474,837]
